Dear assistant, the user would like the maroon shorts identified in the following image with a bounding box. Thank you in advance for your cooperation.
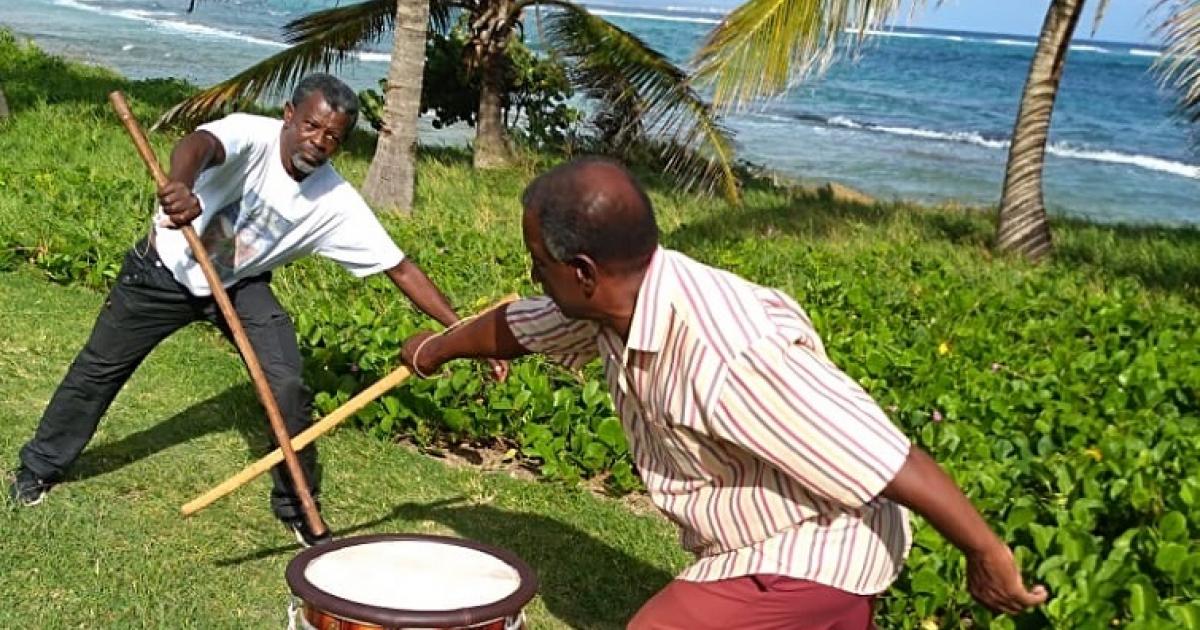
[627,575,874,630]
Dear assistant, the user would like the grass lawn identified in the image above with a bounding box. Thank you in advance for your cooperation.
[0,268,688,628]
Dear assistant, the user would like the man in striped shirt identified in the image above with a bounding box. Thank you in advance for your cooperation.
[400,158,1047,628]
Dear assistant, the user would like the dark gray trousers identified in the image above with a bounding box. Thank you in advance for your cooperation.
[19,240,318,521]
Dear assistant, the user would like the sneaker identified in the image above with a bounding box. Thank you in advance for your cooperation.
[7,467,51,507]
[285,516,333,548]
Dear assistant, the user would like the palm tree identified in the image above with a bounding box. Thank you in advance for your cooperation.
[162,0,430,212]
[1156,0,1200,148]
[0,83,9,120]
[462,0,519,167]
[360,0,432,212]
[695,0,1200,266]
[692,0,911,108]
[160,0,740,202]
[994,1,1099,262]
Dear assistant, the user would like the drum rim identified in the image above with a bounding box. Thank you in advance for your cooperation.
[286,533,538,627]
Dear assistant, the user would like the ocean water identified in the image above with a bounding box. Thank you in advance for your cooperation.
[3,0,1198,225]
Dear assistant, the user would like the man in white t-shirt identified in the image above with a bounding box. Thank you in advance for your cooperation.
[8,74,492,546]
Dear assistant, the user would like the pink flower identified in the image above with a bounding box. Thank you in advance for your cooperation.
[931,410,943,423]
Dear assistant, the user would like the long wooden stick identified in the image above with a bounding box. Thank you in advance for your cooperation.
[180,294,518,517]
[109,91,325,537]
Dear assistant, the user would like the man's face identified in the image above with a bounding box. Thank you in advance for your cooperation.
[280,91,352,179]
[522,208,593,319]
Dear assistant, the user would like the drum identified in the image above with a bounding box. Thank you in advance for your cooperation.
[286,534,538,630]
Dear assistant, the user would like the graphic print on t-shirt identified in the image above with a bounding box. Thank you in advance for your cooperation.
[193,190,295,281]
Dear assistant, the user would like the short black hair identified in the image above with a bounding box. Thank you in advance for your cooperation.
[522,157,658,269]
[291,73,359,132]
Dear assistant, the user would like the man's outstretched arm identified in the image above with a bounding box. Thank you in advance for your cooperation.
[882,446,1049,615]
[400,304,529,376]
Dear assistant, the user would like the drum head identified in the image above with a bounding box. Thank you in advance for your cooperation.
[286,534,538,627]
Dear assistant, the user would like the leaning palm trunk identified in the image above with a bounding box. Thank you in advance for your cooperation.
[0,84,9,120]
[996,0,1085,261]
[361,0,432,213]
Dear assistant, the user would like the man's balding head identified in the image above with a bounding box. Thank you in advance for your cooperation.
[522,157,658,273]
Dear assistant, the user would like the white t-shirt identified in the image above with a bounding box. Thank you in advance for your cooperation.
[153,113,404,296]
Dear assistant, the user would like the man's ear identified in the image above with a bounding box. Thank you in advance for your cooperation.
[282,101,295,124]
[570,255,599,297]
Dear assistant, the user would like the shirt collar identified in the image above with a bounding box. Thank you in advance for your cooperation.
[625,247,676,354]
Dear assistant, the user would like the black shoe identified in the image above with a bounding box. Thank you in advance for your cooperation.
[7,467,51,507]
[285,516,333,548]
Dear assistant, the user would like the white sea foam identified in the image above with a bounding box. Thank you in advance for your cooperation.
[1129,48,1162,58]
[587,9,721,24]
[1047,145,1200,179]
[993,38,1036,47]
[53,0,286,49]
[1070,44,1109,54]
[818,116,1200,179]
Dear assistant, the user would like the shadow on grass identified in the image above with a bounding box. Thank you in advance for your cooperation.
[67,383,270,483]
[216,498,672,629]
[667,183,994,252]
[1052,218,1200,302]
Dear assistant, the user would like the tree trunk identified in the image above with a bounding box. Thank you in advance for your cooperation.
[0,84,10,120]
[466,0,516,169]
[473,54,513,169]
[361,0,432,214]
[996,0,1084,261]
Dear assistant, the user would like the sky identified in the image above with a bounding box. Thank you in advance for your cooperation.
[906,0,1163,45]
[646,1,1165,45]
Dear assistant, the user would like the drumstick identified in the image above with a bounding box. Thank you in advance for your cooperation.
[181,293,519,517]
[110,91,325,538]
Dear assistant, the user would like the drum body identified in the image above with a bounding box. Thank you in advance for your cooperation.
[286,534,538,630]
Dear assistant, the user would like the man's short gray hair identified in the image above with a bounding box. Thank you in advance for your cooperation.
[291,73,359,131]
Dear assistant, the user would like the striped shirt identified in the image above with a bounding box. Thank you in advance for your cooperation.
[506,248,912,595]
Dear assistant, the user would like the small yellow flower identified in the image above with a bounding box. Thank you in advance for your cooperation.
[1084,447,1103,462]
[921,619,940,630]
[937,341,951,356]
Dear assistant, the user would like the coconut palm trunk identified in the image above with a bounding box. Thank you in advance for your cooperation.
[0,84,9,120]
[996,0,1085,261]
[474,51,514,168]
[361,0,433,213]
[468,0,517,168]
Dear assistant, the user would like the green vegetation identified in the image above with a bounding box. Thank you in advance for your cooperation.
[360,22,583,152]
[3,31,1199,628]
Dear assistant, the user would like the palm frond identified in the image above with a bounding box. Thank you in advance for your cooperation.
[156,0,397,128]
[1155,0,1200,137]
[693,0,919,109]
[429,0,458,34]
[543,2,741,203]
[1092,0,1112,35]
